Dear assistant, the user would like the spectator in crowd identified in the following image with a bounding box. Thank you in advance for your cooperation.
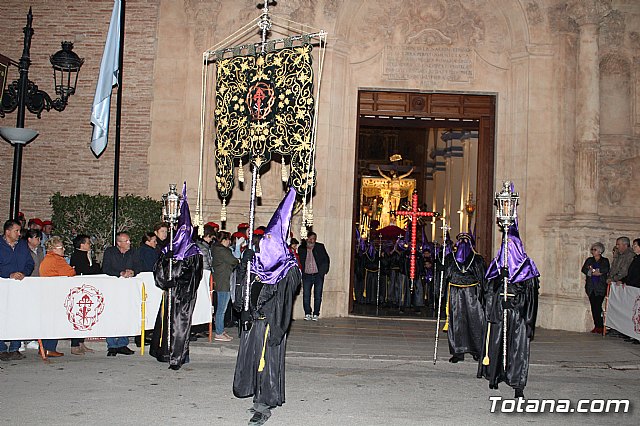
[154,222,169,254]
[581,242,609,334]
[211,231,239,342]
[206,221,220,233]
[38,236,77,357]
[28,218,43,231]
[17,212,26,228]
[0,219,33,361]
[608,237,634,284]
[70,234,102,275]
[69,234,99,354]
[289,237,301,269]
[298,231,330,321]
[621,238,640,288]
[25,229,45,277]
[230,231,246,259]
[101,231,135,356]
[40,220,54,248]
[135,232,159,273]
[236,222,250,239]
[195,224,217,271]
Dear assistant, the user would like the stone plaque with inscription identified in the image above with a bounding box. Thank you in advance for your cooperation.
[383,45,474,84]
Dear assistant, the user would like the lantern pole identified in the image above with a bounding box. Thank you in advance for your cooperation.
[494,181,519,370]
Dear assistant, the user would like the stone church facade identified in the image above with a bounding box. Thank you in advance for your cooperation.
[1,0,638,331]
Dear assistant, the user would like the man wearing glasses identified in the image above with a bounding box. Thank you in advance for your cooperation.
[101,231,136,356]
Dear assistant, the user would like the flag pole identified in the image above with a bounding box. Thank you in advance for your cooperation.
[111,0,126,245]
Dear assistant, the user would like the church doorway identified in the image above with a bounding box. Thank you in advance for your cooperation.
[350,90,496,319]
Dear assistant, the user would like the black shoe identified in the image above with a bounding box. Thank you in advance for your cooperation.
[449,355,464,363]
[472,354,479,362]
[515,388,525,398]
[248,411,270,425]
[107,348,118,357]
[189,334,198,342]
[117,346,134,355]
[134,336,142,347]
[168,364,181,371]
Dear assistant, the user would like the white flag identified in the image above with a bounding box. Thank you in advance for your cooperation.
[90,0,121,157]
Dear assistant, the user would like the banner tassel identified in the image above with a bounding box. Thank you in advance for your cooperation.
[221,199,227,222]
[238,162,245,183]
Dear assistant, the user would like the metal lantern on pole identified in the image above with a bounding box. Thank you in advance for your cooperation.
[0,8,84,220]
[494,181,519,369]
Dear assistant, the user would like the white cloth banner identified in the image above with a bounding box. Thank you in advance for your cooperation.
[605,282,640,339]
[0,270,211,340]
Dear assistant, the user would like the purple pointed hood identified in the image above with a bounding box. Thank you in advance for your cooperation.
[251,188,299,285]
[454,233,474,263]
[164,182,201,260]
[485,219,540,283]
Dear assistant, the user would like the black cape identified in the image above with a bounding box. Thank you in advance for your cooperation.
[233,263,302,407]
[477,277,539,390]
[443,253,486,357]
[149,253,203,369]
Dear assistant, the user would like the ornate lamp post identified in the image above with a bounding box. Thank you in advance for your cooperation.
[494,181,519,368]
[0,8,84,219]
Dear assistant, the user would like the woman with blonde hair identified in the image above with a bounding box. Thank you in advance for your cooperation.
[40,236,76,357]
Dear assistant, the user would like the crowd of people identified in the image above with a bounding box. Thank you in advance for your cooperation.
[581,236,640,344]
[0,212,330,364]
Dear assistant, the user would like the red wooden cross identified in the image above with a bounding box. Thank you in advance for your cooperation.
[395,190,437,280]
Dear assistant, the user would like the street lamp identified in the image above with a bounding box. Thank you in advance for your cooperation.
[0,8,84,220]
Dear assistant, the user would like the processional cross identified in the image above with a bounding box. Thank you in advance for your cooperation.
[395,190,437,280]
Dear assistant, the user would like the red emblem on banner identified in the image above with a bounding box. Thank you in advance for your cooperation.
[633,295,640,335]
[246,81,275,120]
[64,284,105,331]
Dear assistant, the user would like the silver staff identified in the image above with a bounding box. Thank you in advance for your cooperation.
[161,183,181,353]
[433,218,450,364]
[494,181,519,369]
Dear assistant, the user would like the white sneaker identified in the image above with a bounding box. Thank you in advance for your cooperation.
[19,342,26,352]
[312,315,319,321]
[304,314,312,321]
[26,341,39,350]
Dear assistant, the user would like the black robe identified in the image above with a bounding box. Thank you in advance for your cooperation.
[477,277,539,390]
[443,253,486,357]
[149,253,203,369]
[233,266,302,407]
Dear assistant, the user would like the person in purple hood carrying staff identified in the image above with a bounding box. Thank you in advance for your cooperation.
[233,188,302,426]
[149,182,203,370]
[477,216,540,399]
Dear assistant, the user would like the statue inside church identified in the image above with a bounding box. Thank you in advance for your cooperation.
[377,165,415,224]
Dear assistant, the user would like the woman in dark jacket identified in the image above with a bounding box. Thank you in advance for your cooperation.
[581,242,610,334]
[211,231,239,341]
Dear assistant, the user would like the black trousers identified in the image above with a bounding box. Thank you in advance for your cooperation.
[588,293,605,328]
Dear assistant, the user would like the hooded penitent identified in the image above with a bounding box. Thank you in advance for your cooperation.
[163,182,201,260]
[251,187,298,285]
[151,182,203,370]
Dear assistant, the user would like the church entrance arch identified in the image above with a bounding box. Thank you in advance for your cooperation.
[350,90,495,318]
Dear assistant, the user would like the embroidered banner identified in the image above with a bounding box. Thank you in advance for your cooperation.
[214,45,316,198]
[0,271,211,340]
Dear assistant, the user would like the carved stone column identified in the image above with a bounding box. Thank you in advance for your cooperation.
[567,0,611,218]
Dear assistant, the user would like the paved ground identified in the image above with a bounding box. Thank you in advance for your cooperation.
[2,317,639,425]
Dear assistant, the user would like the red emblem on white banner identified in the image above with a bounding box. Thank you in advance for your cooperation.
[64,284,105,331]
[633,295,640,335]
